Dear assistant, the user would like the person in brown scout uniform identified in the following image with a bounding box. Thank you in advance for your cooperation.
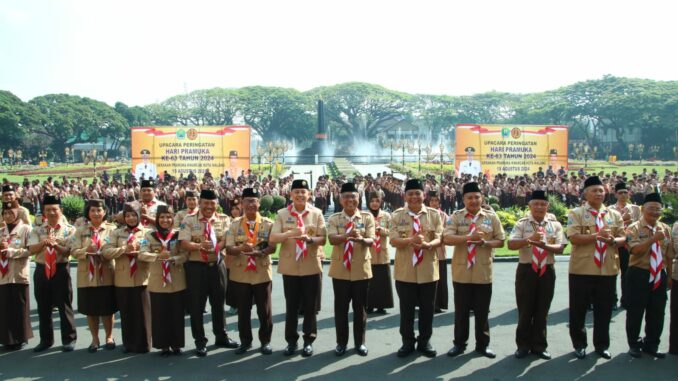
[0,185,31,229]
[0,202,33,350]
[138,205,187,357]
[173,190,199,229]
[507,190,566,360]
[609,182,642,309]
[179,189,238,357]
[566,175,626,360]
[366,192,394,314]
[327,182,375,357]
[116,179,167,228]
[389,179,443,358]
[28,194,77,352]
[443,182,505,359]
[224,187,276,355]
[69,199,117,353]
[671,221,678,355]
[427,191,449,314]
[625,192,674,358]
[101,203,151,353]
[270,179,327,357]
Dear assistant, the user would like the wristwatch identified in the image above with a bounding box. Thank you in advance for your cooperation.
[306,236,313,244]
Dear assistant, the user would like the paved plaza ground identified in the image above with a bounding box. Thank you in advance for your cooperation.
[0,260,677,380]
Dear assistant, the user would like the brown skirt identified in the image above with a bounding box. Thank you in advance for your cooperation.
[78,286,117,316]
[367,264,394,309]
[0,284,33,345]
[150,291,186,350]
[115,286,151,353]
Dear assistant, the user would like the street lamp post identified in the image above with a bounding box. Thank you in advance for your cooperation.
[91,148,98,177]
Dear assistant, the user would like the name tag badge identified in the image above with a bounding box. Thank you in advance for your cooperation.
[547,236,556,244]
[193,224,201,230]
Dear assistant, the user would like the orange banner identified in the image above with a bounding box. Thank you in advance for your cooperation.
[455,124,568,178]
[131,126,251,180]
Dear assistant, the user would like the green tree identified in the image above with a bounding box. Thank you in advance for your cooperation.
[0,90,41,151]
[239,86,314,142]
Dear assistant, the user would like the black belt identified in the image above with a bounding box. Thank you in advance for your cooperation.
[35,263,68,267]
[188,261,218,267]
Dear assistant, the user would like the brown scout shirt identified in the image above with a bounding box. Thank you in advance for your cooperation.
[0,222,32,285]
[101,226,150,287]
[272,205,326,276]
[224,214,274,285]
[673,222,678,280]
[509,214,565,265]
[369,210,391,265]
[27,222,75,264]
[327,211,375,281]
[69,222,116,288]
[173,208,199,229]
[178,212,231,263]
[138,229,187,293]
[389,206,443,284]
[627,219,674,272]
[608,203,641,228]
[444,208,505,284]
[566,202,624,276]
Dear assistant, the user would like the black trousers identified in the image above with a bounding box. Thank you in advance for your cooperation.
[435,260,449,310]
[185,262,228,347]
[453,282,492,349]
[515,264,555,352]
[670,279,678,354]
[34,263,77,346]
[231,281,273,345]
[569,274,616,351]
[395,280,436,347]
[618,246,630,307]
[150,291,186,350]
[332,279,369,347]
[625,267,667,351]
[283,274,320,345]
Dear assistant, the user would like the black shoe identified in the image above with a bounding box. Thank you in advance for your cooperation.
[628,348,642,358]
[514,349,529,359]
[596,349,612,359]
[376,308,387,314]
[356,345,368,356]
[104,340,116,350]
[4,343,25,351]
[367,308,375,314]
[284,343,297,356]
[335,345,347,357]
[434,308,443,314]
[33,342,52,353]
[196,346,207,357]
[62,342,75,352]
[260,344,273,355]
[173,348,183,355]
[397,344,415,357]
[160,349,171,357]
[87,344,98,353]
[532,350,552,360]
[302,343,313,357]
[215,337,239,349]
[235,343,251,355]
[612,303,618,311]
[417,342,437,358]
[475,347,496,359]
[447,345,465,357]
[574,348,586,359]
[642,348,666,359]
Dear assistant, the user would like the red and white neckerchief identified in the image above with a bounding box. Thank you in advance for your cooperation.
[245,220,258,272]
[646,225,663,290]
[531,222,548,276]
[588,209,608,268]
[44,225,60,279]
[466,212,481,269]
[88,226,103,282]
[343,216,356,270]
[141,200,156,226]
[0,224,20,277]
[373,216,382,254]
[127,227,140,277]
[288,204,310,261]
[200,217,218,263]
[186,208,198,216]
[155,230,175,286]
[408,210,424,266]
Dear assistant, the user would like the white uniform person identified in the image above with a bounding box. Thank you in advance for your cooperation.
[459,147,481,176]
[135,149,158,181]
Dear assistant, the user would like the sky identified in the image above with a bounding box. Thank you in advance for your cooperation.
[1,0,677,107]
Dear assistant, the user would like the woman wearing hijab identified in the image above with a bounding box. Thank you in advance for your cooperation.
[366,193,394,314]
[138,205,187,356]
[102,203,151,353]
[0,202,33,350]
[69,199,117,352]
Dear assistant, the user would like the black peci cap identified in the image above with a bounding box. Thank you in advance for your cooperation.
[200,189,218,200]
[531,190,548,201]
[404,179,423,192]
[462,182,481,195]
[242,188,260,198]
[340,182,358,193]
[291,179,309,190]
[583,176,603,189]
